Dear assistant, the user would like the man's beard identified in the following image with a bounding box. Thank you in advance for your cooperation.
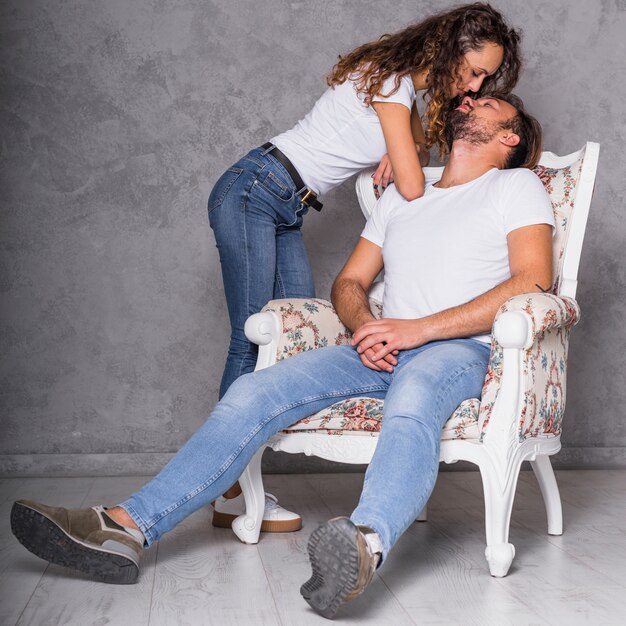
[445,109,499,146]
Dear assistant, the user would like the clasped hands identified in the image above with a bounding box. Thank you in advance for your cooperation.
[351,317,430,372]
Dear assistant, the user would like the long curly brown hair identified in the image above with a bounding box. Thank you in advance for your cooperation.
[327,3,521,157]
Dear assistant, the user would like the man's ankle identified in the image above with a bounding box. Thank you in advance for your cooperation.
[357,525,383,563]
[106,506,140,531]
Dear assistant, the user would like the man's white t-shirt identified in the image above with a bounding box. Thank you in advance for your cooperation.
[361,168,555,343]
[271,74,416,196]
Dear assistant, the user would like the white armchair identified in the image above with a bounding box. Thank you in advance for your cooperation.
[233,142,600,578]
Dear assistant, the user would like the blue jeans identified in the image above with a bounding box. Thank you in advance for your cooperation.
[208,146,315,398]
[120,338,490,559]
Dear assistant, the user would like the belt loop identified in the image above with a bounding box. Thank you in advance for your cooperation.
[261,142,274,155]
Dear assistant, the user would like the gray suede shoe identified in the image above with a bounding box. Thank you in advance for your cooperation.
[300,517,380,619]
[11,500,144,584]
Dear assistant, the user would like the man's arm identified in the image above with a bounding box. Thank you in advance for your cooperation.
[331,238,398,372]
[351,224,553,361]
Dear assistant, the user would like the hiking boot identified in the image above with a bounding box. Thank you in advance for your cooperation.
[212,492,302,532]
[300,517,381,618]
[11,500,144,584]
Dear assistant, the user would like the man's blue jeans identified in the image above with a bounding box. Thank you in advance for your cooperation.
[120,339,490,559]
[208,146,315,398]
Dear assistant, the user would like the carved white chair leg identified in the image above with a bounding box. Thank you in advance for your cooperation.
[530,455,563,536]
[231,445,267,545]
[416,505,428,522]
[480,459,521,577]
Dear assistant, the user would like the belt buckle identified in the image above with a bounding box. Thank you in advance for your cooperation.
[300,189,316,206]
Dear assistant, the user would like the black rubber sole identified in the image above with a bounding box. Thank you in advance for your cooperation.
[300,517,360,619]
[10,502,139,584]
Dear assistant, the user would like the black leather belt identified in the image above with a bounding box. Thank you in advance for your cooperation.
[261,142,323,212]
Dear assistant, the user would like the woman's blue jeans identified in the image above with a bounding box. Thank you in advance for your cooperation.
[121,338,490,559]
[208,146,315,398]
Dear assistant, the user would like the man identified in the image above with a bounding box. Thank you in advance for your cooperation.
[10,94,554,619]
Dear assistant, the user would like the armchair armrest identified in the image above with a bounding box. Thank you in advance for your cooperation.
[493,293,580,349]
[479,293,581,444]
[245,298,351,371]
[245,297,383,371]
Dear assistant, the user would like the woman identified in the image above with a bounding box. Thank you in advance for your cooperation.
[209,2,521,399]
[208,2,521,530]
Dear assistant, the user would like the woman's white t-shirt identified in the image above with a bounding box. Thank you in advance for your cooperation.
[271,74,416,196]
[360,168,555,343]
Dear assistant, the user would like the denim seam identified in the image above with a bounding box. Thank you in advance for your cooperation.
[275,266,285,298]
[208,167,244,213]
[119,502,155,544]
[266,171,290,196]
[234,173,257,381]
[263,152,300,194]
[139,383,388,532]
[276,197,307,230]
[243,147,267,168]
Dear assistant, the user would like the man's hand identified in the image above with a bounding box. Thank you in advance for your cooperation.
[358,341,399,372]
[372,154,394,199]
[352,318,431,363]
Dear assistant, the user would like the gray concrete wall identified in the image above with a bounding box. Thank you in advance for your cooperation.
[1,0,624,475]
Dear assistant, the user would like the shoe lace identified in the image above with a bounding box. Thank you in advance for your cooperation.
[264,493,280,510]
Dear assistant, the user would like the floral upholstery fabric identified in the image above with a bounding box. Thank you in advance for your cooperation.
[478,294,580,442]
[533,159,583,293]
[263,298,352,359]
[283,396,482,441]
[263,158,584,443]
[263,297,481,441]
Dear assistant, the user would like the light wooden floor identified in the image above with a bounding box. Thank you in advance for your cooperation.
[1,469,625,625]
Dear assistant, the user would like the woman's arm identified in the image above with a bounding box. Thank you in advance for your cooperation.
[410,103,430,167]
[371,101,425,201]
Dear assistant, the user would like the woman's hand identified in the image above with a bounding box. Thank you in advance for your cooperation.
[372,154,394,199]
[352,318,432,362]
[416,142,430,167]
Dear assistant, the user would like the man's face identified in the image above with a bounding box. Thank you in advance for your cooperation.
[446,96,518,145]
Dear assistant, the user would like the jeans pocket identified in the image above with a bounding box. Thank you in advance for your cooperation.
[254,169,295,203]
[208,167,244,214]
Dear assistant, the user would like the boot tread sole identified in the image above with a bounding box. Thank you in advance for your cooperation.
[10,502,139,585]
[300,518,361,619]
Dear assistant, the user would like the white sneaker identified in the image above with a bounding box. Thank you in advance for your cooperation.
[212,492,302,532]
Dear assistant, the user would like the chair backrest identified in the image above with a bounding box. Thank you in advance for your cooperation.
[354,142,600,300]
[534,143,599,298]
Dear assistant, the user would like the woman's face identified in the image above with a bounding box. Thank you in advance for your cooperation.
[452,42,504,97]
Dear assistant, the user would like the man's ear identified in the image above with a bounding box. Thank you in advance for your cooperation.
[499,132,520,147]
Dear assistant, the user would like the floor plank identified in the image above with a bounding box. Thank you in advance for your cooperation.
[2,471,626,625]
[0,478,95,626]
[381,522,545,626]
[258,474,416,625]
[425,477,626,625]
[150,508,280,626]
